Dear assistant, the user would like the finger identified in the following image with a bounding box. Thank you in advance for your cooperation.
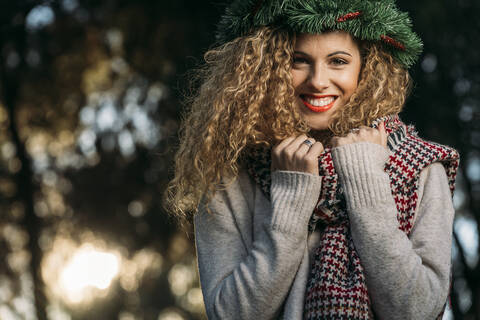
[273,136,297,166]
[284,134,311,155]
[379,121,388,146]
[349,128,360,135]
[272,137,295,170]
[347,128,364,143]
[273,136,296,152]
[346,131,358,139]
[331,136,348,147]
[290,134,311,148]
[307,141,324,157]
[359,126,376,136]
[359,125,373,132]
[379,121,386,134]
[304,142,324,174]
[296,138,316,156]
[271,149,278,171]
[292,138,316,169]
[275,135,309,169]
[331,136,339,147]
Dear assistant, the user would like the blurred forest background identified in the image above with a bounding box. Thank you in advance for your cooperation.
[0,0,479,319]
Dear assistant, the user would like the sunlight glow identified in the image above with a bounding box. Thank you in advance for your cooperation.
[59,244,120,303]
[43,232,164,310]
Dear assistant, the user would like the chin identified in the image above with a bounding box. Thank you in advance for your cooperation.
[302,114,332,131]
[308,124,330,131]
[297,100,338,132]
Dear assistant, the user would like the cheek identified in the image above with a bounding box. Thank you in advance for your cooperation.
[340,74,359,96]
[291,70,306,90]
[347,79,359,95]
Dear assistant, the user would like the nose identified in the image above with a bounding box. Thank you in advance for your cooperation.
[308,64,329,91]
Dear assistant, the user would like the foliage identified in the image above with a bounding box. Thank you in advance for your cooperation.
[216,0,422,68]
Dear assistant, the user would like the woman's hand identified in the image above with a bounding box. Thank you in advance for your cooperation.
[271,134,324,175]
[331,121,388,148]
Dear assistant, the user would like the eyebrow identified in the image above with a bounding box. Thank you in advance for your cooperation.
[327,51,352,57]
[293,50,352,57]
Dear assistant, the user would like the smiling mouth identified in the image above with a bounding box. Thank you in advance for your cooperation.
[300,94,337,113]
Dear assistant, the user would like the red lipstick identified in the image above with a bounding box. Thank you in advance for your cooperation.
[300,94,336,113]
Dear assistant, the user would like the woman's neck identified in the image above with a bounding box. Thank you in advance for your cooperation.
[309,130,335,148]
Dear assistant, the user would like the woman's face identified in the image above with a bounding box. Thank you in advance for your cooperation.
[291,31,362,131]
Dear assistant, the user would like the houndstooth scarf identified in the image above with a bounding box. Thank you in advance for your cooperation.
[245,115,459,319]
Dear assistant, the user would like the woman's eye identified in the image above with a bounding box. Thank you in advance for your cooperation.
[331,57,348,65]
[293,56,309,64]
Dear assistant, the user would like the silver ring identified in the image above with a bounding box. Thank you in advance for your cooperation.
[350,128,360,133]
[302,139,313,147]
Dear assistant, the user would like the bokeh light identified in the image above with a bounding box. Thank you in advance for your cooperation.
[59,245,120,302]
[42,236,122,306]
[157,309,186,320]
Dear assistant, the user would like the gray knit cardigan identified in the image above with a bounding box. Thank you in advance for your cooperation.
[195,142,454,319]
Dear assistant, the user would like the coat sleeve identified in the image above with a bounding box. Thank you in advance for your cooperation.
[331,142,454,320]
[194,170,322,319]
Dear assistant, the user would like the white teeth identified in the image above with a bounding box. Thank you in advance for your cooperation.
[305,96,335,107]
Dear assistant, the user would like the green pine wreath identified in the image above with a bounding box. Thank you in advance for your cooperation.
[216,0,423,68]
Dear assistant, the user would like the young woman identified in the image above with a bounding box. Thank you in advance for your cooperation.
[166,0,460,319]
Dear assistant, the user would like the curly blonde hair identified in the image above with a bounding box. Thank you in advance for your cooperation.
[165,26,411,222]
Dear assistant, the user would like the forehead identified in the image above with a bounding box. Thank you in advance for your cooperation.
[294,31,359,53]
